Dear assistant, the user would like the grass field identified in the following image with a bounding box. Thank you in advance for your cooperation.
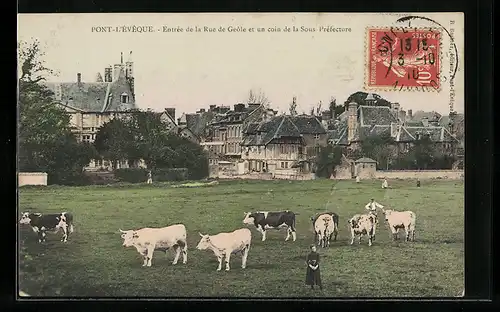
[18,179,464,297]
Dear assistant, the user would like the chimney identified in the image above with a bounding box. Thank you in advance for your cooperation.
[77,73,82,84]
[165,108,176,121]
[209,105,216,112]
[234,103,245,112]
[199,108,206,113]
[408,109,413,120]
[104,66,112,82]
[321,110,332,121]
[347,102,358,142]
[422,117,429,127]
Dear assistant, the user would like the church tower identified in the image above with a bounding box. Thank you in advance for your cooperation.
[125,51,135,97]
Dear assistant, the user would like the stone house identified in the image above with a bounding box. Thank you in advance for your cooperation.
[241,114,327,176]
[176,108,215,144]
[44,51,139,170]
[328,93,460,161]
[354,157,377,179]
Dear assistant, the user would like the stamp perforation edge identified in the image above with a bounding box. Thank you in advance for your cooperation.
[364,26,443,93]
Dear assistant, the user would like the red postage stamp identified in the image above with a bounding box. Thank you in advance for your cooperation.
[366,27,441,91]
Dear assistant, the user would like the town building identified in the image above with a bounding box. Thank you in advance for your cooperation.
[201,103,276,177]
[240,114,327,178]
[44,51,138,170]
[328,93,460,157]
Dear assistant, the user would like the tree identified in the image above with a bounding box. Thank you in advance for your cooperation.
[247,88,270,107]
[344,92,391,109]
[18,39,93,184]
[359,134,396,169]
[94,118,134,169]
[289,96,298,116]
[315,145,343,178]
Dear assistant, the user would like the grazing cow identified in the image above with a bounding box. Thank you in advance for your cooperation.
[19,212,74,243]
[312,214,336,248]
[119,224,187,267]
[348,214,377,246]
[382,209,416,241]
[196,228,251,271]
[310,212,339,243]
[242,210,297,242]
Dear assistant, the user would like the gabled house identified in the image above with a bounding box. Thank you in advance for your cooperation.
[45,52,137,144]
[177,109,215,144]
[44,52,138,170]
[241,114,327,175]
[328,93,460,154]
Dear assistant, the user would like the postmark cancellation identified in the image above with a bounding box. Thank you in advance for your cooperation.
[365,27,442,92]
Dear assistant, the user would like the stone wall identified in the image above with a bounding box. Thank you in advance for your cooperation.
[375,170,464,180]
[18,172,48,186]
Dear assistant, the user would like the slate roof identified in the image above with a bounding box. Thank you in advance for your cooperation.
[182,112,215,137]
[242,115,325,146]
[45,67,136,112]
[402,126,458,142]
[359,125,391,139]
[359,106,398,126]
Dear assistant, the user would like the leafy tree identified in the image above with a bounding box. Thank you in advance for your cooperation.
[359,134,395,169]
[18,39,93,184]
[344,91,391,109]
[94,118,135,169]
[315,145,343,178]
[247,88,270,107]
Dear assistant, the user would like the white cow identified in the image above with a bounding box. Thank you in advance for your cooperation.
[348,214,377,246]
[313,214,336,248]
[119,224,188,267]
[196,228,251,271]
[382,209,416,241]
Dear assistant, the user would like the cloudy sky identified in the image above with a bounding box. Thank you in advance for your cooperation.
[18,13,464,116]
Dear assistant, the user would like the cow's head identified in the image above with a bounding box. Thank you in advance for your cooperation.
[382,209,393,221]
[196,233,211,250]
[242,212,254,225]
[348,217,357,228]
[119,229,139,247]
[19,212,41,225]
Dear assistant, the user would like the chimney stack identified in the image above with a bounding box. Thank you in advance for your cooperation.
[77,73,82,84]
[104,66,112,82]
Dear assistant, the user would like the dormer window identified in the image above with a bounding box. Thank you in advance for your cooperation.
[121,93,129,104]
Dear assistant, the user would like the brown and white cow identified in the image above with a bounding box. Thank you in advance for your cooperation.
[348,213,377,246]
[19,212,74,243]
[242,210,297,242]
[119,224,188,267]
[196,228,251,271]
[310,212,339,244]
[382,209,416,241]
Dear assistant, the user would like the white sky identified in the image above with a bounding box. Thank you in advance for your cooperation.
[18,13,464,116]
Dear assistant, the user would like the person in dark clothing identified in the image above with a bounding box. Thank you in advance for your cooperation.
[305,245,322,290]
[416,179,421,187]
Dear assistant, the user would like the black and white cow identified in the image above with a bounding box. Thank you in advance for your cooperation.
[19,212,74,243]
[242,210,297,242]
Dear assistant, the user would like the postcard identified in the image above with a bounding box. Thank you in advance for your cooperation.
[17,13,464,298]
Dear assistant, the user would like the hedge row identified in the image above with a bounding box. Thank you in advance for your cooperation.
[114,168,189,183]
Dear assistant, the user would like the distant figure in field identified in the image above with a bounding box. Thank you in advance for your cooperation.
[355,175,360,183]
[382,179,389,189]
[365,198,384,215]
[146,171,152,184]
[416,179,421,187]
[305,245,322,290]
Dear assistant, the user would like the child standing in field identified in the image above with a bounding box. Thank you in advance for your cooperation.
[146,170,152,184]
[305,245,322,290]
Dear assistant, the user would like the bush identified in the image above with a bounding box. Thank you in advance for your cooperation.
[155,168,189,182]
[114,168,148,183]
